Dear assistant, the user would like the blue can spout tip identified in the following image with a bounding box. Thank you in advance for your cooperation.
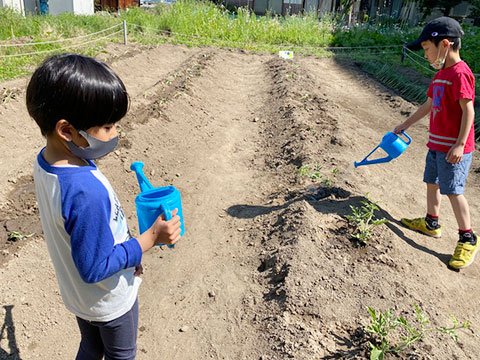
[130,161,154,192]
[130,161,144,172]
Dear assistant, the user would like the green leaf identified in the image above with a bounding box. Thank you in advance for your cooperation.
[370,347,384,360]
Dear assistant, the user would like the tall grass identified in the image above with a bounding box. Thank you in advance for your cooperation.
[121,1,334,50]
[0,0,479,138]
[0,1,335,81]
[0,7,120,80]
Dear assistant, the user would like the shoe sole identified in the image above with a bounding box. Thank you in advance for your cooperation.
[449,245,480,270]
[416,229,442,238]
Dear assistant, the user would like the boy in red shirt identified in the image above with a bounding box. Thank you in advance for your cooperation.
[394,17,476,270]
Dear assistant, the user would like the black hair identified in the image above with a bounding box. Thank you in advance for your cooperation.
[431,37,461,51]
[26,53,129,136]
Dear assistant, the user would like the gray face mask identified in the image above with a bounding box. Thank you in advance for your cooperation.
[67,130,118,160]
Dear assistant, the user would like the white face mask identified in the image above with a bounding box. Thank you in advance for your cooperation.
[430,44,451,70]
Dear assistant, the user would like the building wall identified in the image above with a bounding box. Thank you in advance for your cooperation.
[0,0,24,13]
[50,0,94,15]
[50,0,74,15]
[73,0,94,14]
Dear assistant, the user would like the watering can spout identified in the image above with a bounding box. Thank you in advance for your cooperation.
[354,131,412,168]
[354,156,393,168]
[130,161,154,193]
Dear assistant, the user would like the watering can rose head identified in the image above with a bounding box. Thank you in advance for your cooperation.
[354,131,412,168]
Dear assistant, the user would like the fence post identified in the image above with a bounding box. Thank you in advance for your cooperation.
[123,20,128,45]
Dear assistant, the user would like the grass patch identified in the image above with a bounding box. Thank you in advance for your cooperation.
[0,0,479,137]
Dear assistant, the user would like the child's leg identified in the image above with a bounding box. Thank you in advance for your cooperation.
[436,151,477,269]
[99,298,139,360]
[447,194,471,231]
[76,317,104,360]
[426,183,441,217]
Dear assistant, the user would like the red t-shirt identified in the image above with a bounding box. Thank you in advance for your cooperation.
[426,60,475,153]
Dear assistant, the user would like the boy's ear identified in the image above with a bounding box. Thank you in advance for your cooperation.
[441,39,452,48]
[55,119,75,142]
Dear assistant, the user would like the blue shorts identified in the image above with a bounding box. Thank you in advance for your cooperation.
[423,149,473,195]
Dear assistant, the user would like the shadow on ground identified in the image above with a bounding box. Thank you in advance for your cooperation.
[227,184,451,267]
[0,305,21,360]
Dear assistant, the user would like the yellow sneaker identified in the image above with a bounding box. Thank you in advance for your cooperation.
[448,233,479,270]
[400,217,442,238]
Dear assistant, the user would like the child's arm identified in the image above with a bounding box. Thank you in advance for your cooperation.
[136,209,182,252]
[64,181,179,284]
[394,97,432,134]
[446,98,475,163]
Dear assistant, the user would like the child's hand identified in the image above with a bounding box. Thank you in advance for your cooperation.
[393,122,409,134]
[137,209,182,252]
[446,144,464,163]
[151,208,182,246]
[134,264,144,277]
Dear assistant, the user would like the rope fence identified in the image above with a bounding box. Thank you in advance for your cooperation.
[0,20,478,80]
[0,23,122,48]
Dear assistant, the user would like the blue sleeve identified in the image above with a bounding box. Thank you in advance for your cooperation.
[61,174,142,284]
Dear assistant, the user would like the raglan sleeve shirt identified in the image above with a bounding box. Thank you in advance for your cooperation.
[34,150,143,321]
[62,174,142,283]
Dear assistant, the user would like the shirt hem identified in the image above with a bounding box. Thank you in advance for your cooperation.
[66,277,141,322]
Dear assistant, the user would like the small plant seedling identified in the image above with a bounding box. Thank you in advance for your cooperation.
[165,79,172,85]
[295,164,322,180]
[1,88,17,104]
[8,231,34,242]
[321,178,332,187]
[285,73,295,79]
[301,93,310,100]
[310,164,322,179]
[332,168,340,175]
[345,196,387,244]
[366,304,469,360]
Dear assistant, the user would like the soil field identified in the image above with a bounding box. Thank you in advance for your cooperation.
[1,43,480,360]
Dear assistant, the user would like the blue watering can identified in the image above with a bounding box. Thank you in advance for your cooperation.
[354,131,412,168]
[130,161,185,247]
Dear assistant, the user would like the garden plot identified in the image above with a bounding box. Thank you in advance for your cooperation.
[0,44,479,359]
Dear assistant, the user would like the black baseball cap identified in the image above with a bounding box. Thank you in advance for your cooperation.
[406,16,464,50]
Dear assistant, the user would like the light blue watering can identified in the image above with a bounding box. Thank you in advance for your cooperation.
[130,161,185,247]
[354,131,412,168]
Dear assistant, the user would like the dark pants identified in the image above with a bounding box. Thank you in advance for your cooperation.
[75,299,138,360]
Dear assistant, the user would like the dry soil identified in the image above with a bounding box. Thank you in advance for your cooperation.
[1,43,480,360]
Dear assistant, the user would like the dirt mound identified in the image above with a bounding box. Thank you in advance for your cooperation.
[1,44,479,359]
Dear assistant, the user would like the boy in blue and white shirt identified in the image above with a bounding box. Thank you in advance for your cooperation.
[27,53,182,359]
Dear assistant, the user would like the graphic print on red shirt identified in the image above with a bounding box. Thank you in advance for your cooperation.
[426,60,475,153]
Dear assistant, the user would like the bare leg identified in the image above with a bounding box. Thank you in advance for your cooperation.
[426,183,441,216]
[447,194,471,230]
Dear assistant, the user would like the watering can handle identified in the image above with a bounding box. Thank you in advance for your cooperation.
[160,204,175,248]
[130,161,154,193]
[400,131,412,145]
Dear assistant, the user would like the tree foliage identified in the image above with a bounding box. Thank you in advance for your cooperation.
[417,0,463,18]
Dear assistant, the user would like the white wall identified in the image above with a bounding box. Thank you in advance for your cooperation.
[49,0,94,15]
[1,0,94,15]
[0,0,25,14]
[73,0,93,15]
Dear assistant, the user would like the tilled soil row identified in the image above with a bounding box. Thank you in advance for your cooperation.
[248,57,476,359]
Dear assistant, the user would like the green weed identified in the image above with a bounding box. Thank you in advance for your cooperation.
[345,196,387,244]
[366,304,469,360]
[295,164,322,180]
[7,231,34,241]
